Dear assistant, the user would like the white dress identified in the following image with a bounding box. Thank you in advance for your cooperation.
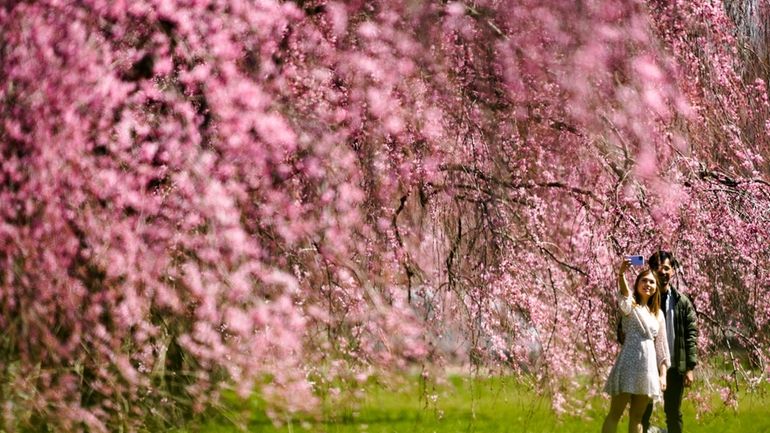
[604,294,670,399]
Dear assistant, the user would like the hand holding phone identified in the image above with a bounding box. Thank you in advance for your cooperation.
[627,255,645,266]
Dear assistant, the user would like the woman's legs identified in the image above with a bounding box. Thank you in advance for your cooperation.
[628,394,651,433]
[601,393,630,433]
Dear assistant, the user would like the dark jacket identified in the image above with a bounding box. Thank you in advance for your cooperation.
[667,287,698,373]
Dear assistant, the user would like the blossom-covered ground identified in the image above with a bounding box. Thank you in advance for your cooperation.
[180,373,770,433]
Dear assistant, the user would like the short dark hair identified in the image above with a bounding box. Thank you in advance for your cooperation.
[648,250,679,270]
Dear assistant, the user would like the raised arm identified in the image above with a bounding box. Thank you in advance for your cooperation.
[616,259,634,316]
[617,259,631,297]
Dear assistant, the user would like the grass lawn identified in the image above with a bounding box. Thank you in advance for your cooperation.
[179,374,770,433]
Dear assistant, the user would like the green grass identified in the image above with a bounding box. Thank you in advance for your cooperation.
[176,375,770,433]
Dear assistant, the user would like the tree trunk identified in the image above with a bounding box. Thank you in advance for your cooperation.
[723,0,770,77]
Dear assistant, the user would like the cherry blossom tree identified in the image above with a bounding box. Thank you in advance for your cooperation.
[1,0,769,430]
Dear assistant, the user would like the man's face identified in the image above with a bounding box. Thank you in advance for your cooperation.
[655,258,676,290]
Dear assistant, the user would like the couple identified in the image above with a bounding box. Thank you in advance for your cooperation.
[601,251,698,433]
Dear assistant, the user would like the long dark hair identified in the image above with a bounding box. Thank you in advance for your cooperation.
[633,269,661,314]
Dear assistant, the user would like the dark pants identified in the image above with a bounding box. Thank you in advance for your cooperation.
[642,368,685,433]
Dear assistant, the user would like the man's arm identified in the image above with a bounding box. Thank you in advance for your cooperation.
[684,296,698,385]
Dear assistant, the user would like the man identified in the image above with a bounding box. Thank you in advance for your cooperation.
[641,251,699,433]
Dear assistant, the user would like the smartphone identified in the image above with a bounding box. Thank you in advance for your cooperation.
[627,255,645,266]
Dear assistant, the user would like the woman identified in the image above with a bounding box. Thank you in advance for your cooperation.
[602,259,670,433]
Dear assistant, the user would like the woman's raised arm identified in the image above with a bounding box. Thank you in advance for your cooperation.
[616,259,635,316]
[617,259,631,297]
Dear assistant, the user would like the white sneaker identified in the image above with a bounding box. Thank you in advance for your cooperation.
[647,427,667,433]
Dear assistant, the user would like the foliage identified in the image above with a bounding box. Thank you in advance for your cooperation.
[1,0,769,430]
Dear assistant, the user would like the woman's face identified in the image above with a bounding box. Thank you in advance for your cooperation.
[636,272,657,301]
